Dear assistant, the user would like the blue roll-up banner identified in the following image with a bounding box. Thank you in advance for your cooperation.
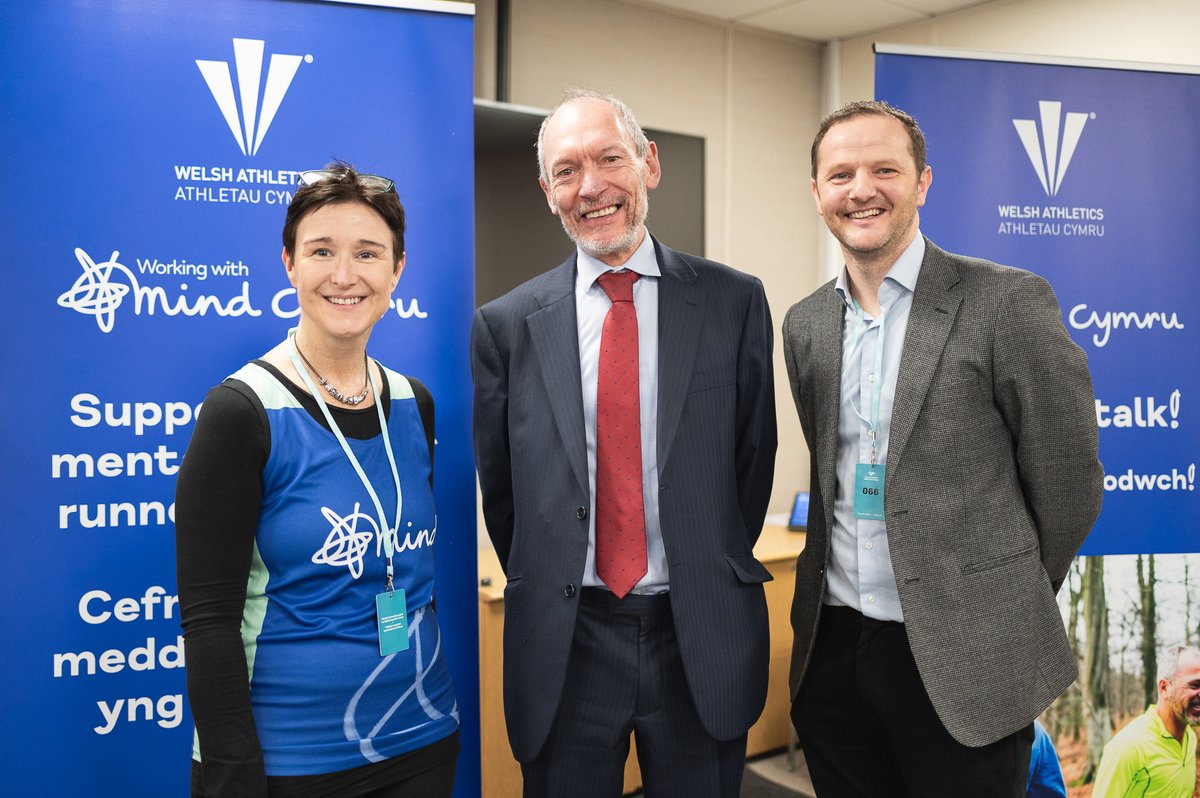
[875,46,1200,556]
[0,1,478,795]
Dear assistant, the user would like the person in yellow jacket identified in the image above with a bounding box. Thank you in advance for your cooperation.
[1093,646,1200,798]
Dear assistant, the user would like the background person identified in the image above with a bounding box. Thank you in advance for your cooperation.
[471,89,777,797]
[1027,720,1067,798]
[176,163,459,798]
[783,100,1103,797]
[1092,645,1200,798]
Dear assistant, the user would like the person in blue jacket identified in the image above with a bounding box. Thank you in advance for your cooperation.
[1027,720,1067,798]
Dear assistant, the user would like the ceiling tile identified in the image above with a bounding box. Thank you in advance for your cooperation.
[742,0,926,41]
[630,0,790,23]
[621,0,996,41]
[893,0,993,14]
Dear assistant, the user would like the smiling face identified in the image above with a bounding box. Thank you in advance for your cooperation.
[539,97,661,267]
[811,112,932,272]
[282,201,403,348]
[1161,652,1200,729]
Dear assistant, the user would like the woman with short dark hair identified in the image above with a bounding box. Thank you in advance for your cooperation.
[176,162,458,798]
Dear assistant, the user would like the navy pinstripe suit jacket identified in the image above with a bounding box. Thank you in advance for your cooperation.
[471,237,778,762]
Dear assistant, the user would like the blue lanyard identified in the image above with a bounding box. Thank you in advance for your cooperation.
[845,297,886,466]
[286,329,402,591]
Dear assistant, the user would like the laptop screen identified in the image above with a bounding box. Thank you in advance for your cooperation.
[788,492,810,532]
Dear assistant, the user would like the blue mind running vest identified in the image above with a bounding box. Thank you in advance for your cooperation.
[194,361,458,775]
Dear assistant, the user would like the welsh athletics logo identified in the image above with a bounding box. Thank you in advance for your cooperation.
[196,38,310,156]
[1012,100,1092,196]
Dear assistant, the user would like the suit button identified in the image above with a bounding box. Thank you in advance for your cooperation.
[576,506,587,520]
[564,584,576,598]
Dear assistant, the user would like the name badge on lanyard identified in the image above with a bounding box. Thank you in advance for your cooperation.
[854,463,885,520]
[376,589,409,656]
[847,298,887,520]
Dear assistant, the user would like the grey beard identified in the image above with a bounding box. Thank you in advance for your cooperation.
[568,223,641,260]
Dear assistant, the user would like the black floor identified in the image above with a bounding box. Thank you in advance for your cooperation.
[624,765,802,798]
[741,767,803,797]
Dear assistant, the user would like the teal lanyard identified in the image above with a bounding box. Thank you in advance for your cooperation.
[845,297,886,466]
[286,330,402,591]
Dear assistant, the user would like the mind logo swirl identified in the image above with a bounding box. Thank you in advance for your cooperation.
[57,249,132,333]
[312,502,382,579]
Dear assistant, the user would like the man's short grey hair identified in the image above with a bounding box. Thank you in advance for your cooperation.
[1158,645,1200,682]
[536,88,650,183]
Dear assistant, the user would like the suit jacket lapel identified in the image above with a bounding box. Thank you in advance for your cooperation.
[527,256,590,499]
[887,239,963,476]
[812,285,845,535]
[654,240,703,472]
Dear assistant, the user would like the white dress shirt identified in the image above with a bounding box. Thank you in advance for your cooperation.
[575,230,667,594]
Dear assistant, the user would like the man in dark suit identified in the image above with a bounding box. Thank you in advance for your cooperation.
[471,89,777,797]
[783,100,1103,797]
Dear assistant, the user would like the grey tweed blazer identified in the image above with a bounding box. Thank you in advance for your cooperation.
[783,238,1103,748]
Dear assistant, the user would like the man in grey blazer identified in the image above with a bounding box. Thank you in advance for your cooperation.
[472,90,777,797]
[783,100,1103,796]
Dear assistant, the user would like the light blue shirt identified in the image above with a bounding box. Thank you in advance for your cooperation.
[824,234,924,621]
[575,230,666,594]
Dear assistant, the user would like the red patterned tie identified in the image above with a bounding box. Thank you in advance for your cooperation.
[594,269,647,599]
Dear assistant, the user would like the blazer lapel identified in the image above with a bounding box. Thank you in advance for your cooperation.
[527,257,590,499]
[887,240,963,477]
[811,285,845,534]
[654,240,703,472]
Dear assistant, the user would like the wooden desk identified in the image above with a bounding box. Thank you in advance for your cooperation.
[478,524,805,797]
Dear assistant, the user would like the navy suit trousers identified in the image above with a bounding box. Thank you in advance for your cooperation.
[522,588,746,798]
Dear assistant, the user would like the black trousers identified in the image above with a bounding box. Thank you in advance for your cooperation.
[522,588,747,798]
[792,605,1033,798]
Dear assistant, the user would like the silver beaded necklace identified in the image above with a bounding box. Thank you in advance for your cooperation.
[293,338,370,406]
